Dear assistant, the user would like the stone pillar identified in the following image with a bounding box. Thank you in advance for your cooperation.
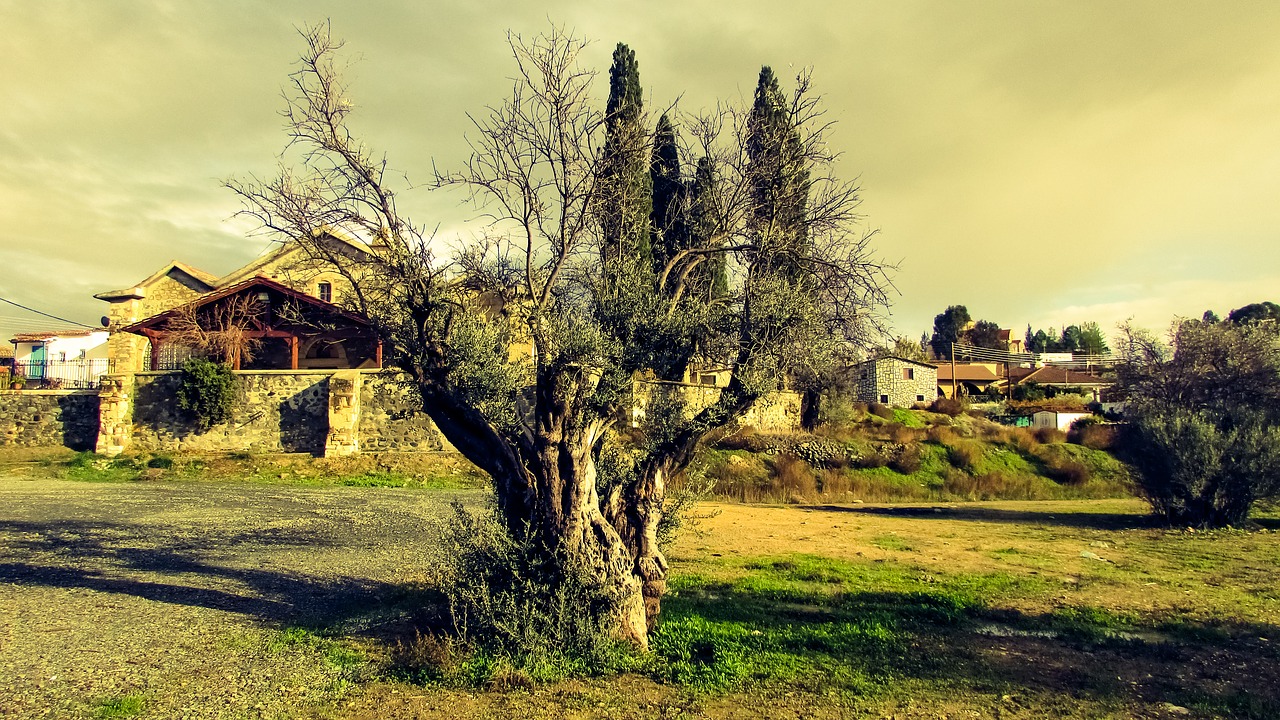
[324,370,361,457]
[95,374,135,456]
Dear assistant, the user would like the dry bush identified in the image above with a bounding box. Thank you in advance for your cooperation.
[843,472,931,502]
[868,403,894,420]
[926,425,958,445]
[946,441,984,473]
[819,468,852,495]
[389,630,458,680]
[928,397,964,416]
[890,444,924,474]
[889,424,924,444]
[944,470,1045,501]
[1069,422,1117,450]
[1034,448,1093,486]
[1006,427,1041,454]
[708,454,773,501]
[1034,427,1067,444]
[855,449,890,469]
[774,455,818,502]
[716,426,763,451]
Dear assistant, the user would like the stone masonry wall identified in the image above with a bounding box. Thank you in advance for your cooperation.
[633,382,802,432]
[129,371,331,454]
[0,390,100,450]
[357,374,452,452]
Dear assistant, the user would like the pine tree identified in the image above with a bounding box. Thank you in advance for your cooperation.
[746,66,809,279]
[599,43,652,268]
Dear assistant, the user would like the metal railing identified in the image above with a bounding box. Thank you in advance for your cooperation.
[9,359,111,389]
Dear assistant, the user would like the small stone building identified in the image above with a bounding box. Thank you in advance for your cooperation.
[853,356,938,407]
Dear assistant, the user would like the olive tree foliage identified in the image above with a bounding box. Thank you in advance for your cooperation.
[1115,319,1280,527]
[227,25,891,648]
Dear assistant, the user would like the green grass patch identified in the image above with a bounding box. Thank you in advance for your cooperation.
[93,694,145,718]
[870,534,914,551]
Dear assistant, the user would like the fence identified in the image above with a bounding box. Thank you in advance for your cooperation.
[10,359,112,389]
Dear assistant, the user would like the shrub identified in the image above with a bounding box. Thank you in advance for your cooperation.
[1068,418,1117,450]
[773,455,817,501]
[868,403,894,420]
[925,425,958,445]
[888,424,923,444]
[928,397,964,416]
[889,444,923,474]
[944,470,1043,501]
[945,441,984,473]
[1117,407,1280,527]
[176,358,236,431]
[1033,426,1067,444]
[424,501,628,681]
[1006,427,1040,453]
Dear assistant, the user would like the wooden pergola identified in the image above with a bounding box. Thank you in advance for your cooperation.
[121,276,383,371]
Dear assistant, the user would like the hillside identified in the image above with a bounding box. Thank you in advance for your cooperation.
[689,406,1131,503]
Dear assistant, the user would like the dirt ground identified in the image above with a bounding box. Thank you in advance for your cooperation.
[2,476,1276,719]
[0,476,481,719]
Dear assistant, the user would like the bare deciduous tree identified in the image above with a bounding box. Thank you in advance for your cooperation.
[228,24,892,648]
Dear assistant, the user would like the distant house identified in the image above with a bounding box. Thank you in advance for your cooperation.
[853,356,937,407]
[10,329,110,388]
[1009,366,1111,400]
[1031,410,1092,432]
[934,362,1002,399]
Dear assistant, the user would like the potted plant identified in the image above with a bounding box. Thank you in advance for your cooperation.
[10,374,25,390]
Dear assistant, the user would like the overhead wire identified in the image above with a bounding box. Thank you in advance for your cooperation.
[0,297,97,330]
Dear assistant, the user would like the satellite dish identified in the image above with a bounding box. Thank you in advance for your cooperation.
[100,316,110,328]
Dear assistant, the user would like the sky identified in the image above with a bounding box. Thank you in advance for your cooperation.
[3,1,1279,348]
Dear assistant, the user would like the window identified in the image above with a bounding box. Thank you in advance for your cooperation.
[917,395,926,402]
[317,282,333,303]
[903,367,915,380]
[880,394,889,403]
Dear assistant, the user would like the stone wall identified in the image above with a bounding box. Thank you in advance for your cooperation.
[358,374,452,452]
[0,390,100,450]
[633,382,803,432]
[129,371,331,454]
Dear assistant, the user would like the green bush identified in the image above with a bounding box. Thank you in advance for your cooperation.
[1118,407,1280,527]
[176,358,236,431]
[868,403,893,420]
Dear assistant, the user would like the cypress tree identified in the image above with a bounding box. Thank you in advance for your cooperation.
[600,43,652,269]
[688,156,728,300]
[650,113,686,279]
[746,66,809,279]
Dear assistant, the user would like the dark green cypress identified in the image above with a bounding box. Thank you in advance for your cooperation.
[600,43,652,269]
[688,156,728,300]
[746,66,809,278]
[650,113,685,279]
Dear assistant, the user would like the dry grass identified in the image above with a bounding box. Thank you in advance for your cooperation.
[1034,427,1067,444]
[773,455,817,502]
[945,441,985,473]
[943,470,1047,500]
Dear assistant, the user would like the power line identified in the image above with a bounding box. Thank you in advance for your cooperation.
[0,297,96,329]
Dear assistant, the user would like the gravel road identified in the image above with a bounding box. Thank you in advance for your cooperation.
[0,476,482,719]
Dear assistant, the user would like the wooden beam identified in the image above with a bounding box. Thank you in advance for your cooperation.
[290,336,299,370]
[375,340,383,369]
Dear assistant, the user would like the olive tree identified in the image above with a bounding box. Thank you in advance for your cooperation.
[1116,319,1280,526]
[228,25,891,648]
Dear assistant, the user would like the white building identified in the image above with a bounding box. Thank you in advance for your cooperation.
[10,330,110,388]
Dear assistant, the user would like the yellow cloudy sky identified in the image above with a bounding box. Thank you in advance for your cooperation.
[3,1,1279,346]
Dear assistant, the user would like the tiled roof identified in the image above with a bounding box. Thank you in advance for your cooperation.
[933,363,1001,382]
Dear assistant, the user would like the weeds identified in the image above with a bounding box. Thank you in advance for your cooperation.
[93,695,146,719]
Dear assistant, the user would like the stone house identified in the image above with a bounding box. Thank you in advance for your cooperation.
[853,356,938,407]
[95,233,368,373]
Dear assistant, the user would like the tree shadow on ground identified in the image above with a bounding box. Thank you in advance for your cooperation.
[659,577,1280,718]
[0,518,433,629]
[804,504,1280,531]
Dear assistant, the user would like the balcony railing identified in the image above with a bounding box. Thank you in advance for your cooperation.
[9,359,112,389]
